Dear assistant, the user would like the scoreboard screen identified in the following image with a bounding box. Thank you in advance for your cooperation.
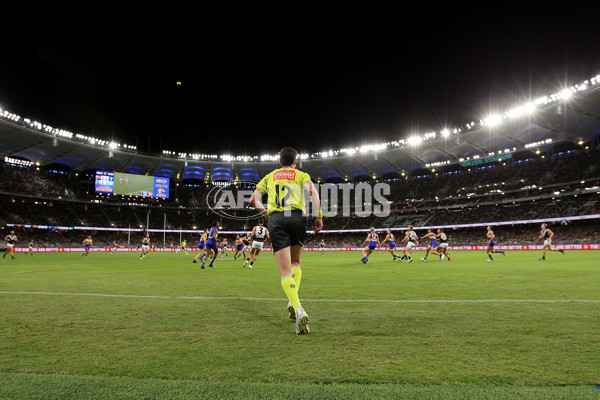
[94,171,170,198]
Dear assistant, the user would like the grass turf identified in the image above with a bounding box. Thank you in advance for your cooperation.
[1,249,599,398]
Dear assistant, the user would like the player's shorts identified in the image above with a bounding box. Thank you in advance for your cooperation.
[488,240,495,247]
[388,241,396,249]
[406,241,415,250]
[268,209,306,253]
[142,244,149,250]
[439,243,448,249]
[7,243,14,249]
[206,239,218,251]
[544,239,551,246]
[252,241,264,250]
[197,241,205,249]
[84,245,91,251]
[368,241,377,250]
[236,244,244,251]
[430,239,438,248]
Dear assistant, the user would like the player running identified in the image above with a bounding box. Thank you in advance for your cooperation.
[219,238,228,257]
[193,229,208,264]
[233,235,245,260]
[361,227,380,264]
[485,226,505,261]
[538,223,565,261]
[380,229,401,260]
[243,219,270,269]
[140,233,150,259]
[82,235,93,259]
[181,239,188,255]
[3,230,17,259]
[249,146,323,335]
[28,239,34,256]
[204,222,219,268]
[111,241,118,254]
[420,229,440,261]
[436,229,451,261]
[242,234,252,255]
[319,239,325,256]
[400,225,418,263]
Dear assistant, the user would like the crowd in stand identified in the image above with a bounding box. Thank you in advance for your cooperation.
[1,147,599,248]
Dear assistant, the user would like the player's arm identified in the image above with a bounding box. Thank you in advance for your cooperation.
[303,179,323,233]
[548,229,554,240]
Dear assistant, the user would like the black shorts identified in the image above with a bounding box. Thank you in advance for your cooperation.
[268,210,307,253]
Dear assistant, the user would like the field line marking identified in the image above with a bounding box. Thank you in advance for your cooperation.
[0,269,69,276]
[0,291,599,303]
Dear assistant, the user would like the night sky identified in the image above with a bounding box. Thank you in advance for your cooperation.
[1,8,599,156]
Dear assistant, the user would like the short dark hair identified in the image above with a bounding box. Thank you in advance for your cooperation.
[258,218,264,225]
[279,147,298,167]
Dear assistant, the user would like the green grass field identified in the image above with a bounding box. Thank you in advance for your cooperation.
[1,249,599,399]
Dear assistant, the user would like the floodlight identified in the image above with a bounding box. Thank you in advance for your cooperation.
[484,114,502,126]
[407,136,422,145]
[560,89,573,99]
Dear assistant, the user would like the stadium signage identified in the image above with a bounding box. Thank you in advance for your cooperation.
[94,170,170,199]
[461,153,512,167]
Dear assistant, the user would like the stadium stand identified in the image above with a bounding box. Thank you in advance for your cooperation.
[1,75,600,249]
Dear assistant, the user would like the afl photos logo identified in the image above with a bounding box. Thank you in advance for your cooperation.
[206,180,263,220]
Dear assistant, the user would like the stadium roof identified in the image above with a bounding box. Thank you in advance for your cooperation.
[1,79,600,183]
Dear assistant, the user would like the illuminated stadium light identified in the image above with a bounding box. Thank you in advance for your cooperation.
[425,160,451,168]
[525,138,553,149]
[359,143,387,152]
[1,71,599,163]
[4,156,34,167]
[340,148,357,155]
[560,89,573,100]
[505,105,530,118]
[407,136,422,146]
[482,114,502,126]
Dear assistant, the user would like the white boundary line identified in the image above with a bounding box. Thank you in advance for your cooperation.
[0,291,599,303]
